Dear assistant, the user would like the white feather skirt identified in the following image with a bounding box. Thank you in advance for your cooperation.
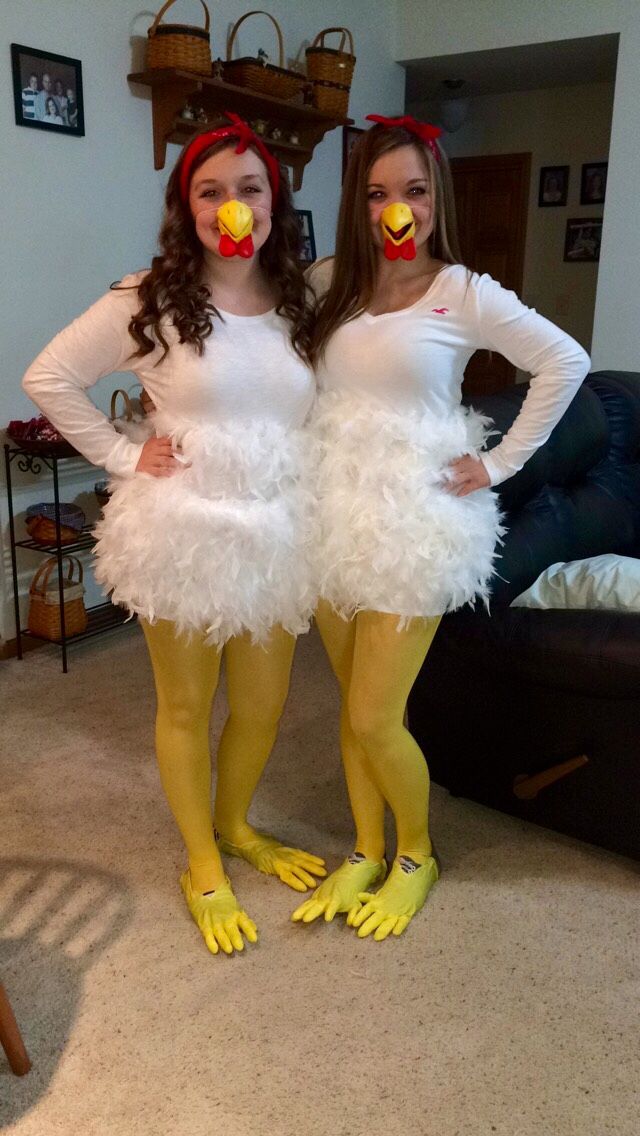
[93,415,316,645]
[311,391,506,620]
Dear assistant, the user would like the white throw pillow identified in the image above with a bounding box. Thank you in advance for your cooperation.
[510,554,640,612]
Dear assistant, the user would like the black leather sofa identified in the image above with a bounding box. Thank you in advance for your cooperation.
[407,371,640,860]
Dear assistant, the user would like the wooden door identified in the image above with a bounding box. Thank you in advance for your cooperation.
[450,152,531,396]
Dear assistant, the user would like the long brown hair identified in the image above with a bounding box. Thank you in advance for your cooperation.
[116,137,312,361]
[310,124,462,364]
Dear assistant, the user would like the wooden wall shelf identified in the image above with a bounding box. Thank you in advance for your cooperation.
[128,68,351,190]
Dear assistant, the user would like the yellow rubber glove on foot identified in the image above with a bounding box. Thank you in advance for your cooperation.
[180,870,258,956]
[291,853,387,923]
[216,831,326,893]
[348,855,439,941]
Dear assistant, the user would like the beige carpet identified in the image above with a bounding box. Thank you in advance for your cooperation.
[1,624,638,1136]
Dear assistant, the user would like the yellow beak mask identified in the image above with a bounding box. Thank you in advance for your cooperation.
[217,200,255,258]
[380,202,417,261]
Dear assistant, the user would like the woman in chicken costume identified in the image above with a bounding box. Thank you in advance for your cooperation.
[23,115,326,956]
[293,116,590,941]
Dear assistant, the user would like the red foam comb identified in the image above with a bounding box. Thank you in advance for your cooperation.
[178,112,280,204]
[366,114,443,162]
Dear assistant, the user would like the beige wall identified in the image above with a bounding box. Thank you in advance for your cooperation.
[412,82,614,353]
[395,0,640,373]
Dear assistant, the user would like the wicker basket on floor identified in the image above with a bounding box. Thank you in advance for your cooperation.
[147,0,212,75]
[28,556,87,641]
[224,10,304,101]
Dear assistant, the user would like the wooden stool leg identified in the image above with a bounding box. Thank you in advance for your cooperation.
[0,983,31,1076]
[513,755,589,800]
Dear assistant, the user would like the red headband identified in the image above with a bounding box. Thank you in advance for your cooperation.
[365,114,443,162]
[178,112,281,205]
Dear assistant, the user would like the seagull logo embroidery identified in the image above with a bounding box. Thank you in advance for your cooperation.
[432,307,449,314]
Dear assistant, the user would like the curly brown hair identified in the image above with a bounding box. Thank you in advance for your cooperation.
[310,123,463,365]
[114,136,312,362]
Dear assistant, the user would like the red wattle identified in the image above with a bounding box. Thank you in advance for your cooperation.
[383,236,416,261]
[237,234,254,258]
[219,233,237,257]
[218,232,255,258]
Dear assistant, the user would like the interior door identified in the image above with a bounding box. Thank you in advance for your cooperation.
[450,152,531,396]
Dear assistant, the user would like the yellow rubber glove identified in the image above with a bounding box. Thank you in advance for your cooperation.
[180,870,258,955]
[291,853,387,923]
[348,856,439,940]
[217,832,326,893]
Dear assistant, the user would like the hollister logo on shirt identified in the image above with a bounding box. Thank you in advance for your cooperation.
[432,308,449,314]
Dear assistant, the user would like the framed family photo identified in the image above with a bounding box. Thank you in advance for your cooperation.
[581,162,607,205]
[538,165,569,207]
[296,209,316,265]
[342,125,364,182]
[563,218,602,262]
[11,43,84,137]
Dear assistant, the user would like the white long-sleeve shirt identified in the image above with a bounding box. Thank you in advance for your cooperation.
[22,272,315,478]
[309,260,590,486]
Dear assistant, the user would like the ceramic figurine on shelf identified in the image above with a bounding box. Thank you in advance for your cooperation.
[196,107,208,124]
[252,119,268,136]
[180,103,195,121]
[212,58,224,80]
[257,48,270,67]
[288,130,300,146]
[270,127,283,142]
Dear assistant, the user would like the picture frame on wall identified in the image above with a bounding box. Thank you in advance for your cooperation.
[342,125,364,182]
[538,165,569,207]
[11,43,84,137]
[580,162,607,205]
[296,209,316,265]
[563,218,602,262]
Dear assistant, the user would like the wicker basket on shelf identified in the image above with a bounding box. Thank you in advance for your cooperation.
[147,0,212,75]
[306,27,354,116]
[310,78,349,117]
[109,388,154,444]
[26,518,78,544]
[28,556,88,641]
[224,10,305,101]
[94,480,111,508]
[110,388,136,426]
[25,501,86,546]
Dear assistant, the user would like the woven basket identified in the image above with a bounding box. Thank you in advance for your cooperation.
[28,556,87,641]
[95,480,111,508]
[311,78,350,117]
[109,387,154,446]
[306,27,355,86]
[110,388,135,425]
[224,10,304,101]
[147,0,212,75]
[26,517,80,545]
[25,501,86,545]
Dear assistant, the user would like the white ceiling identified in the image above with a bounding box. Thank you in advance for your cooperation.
[404,34,619,103]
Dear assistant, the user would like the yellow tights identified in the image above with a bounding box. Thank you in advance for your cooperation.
[141,619,324,952]
[294,603,441,939]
